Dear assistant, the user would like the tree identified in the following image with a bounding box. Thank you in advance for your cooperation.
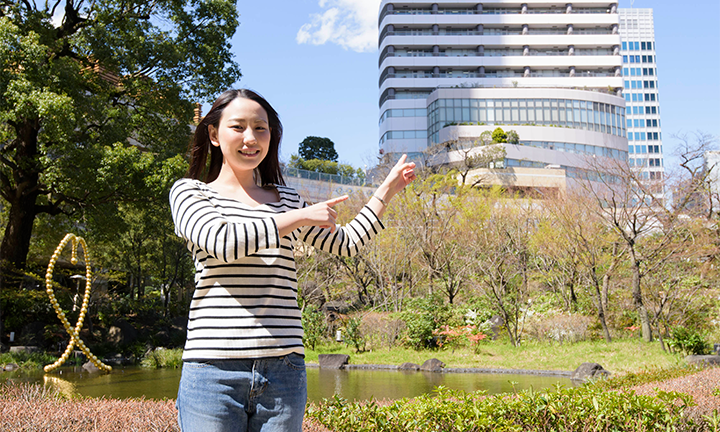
[0,1,241,285]
[491,128,507,143]
[299,136,338,162]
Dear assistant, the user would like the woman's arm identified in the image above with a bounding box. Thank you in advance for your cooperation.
[272,155,416,256]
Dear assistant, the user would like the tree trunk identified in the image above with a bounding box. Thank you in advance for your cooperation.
[0,190,40,284]
[630,258,652,342]
[0,117,43,303]
[592,277,612,342]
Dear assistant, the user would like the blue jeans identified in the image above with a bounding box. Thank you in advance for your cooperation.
[176,354,307,432]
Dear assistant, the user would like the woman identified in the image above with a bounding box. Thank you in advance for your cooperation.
[169,89,415,432]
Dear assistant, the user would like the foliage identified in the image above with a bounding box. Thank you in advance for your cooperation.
[491,127,507,143]
[299,136,339,161]
[140,347,183,369]
[343,316,367,353]
[0,351,58,371]
[398,294,454,350]
[505,129,520,144]
[307,384,700,432]
[666,327,710,355]
[0,0,240,281]
[592,364,702,391]
[288,155,365,180]
[301,305,327,351]
[433,324,487,352]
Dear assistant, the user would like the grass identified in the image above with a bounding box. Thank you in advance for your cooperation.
[0,351,60,371]
[140,347,183,369]
[306,337,681,374]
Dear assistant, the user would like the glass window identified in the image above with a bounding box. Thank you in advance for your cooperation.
[634,42,640,50]
[622,41,628,50]
[623,55,628,63]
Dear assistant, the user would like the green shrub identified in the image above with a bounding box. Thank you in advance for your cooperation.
[301,305,327,351]
[140,347,183,369]
[398,294,454,350]
[666,326,710,355]
[307,385,700,432]
[0,351,58,371]
[343,316,366,353]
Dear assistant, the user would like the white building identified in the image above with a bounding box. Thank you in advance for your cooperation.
[378,0,628,183]
[618,8,664,183]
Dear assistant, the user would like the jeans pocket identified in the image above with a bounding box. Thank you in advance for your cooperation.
[283,353,306,371]
[183,360,213,369]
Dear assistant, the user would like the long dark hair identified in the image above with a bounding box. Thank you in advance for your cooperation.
[186,89,285,186]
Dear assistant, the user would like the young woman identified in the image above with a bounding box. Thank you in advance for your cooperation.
[169,89,415,432]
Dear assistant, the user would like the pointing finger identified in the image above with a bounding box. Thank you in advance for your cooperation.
[324,195,349,207]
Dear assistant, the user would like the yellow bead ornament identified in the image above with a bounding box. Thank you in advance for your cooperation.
[44,233,112,373]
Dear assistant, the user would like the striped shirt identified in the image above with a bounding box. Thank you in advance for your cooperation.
[169,178,385,361]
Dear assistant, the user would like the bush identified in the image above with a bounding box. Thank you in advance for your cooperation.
[0,351,59,371]
[301,305,327,351]
[140,347,183,369]
[526,313,593,344]
[359,312,406,350]
[343,316,366,353]
[398,294,454,350]
[307,385,700,432]
[667,327,710,356]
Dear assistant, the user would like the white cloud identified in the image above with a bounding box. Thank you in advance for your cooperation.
[296,0,381,53]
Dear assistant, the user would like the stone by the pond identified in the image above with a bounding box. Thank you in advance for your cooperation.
[686,355,720,367]
[82,361,100,372]
[572,362,610,382]
[9,346,40,354]
[3,363,19,371]
[420,358,445,372]
[318,354,350,369]
[108,319,138,346]
[398,362,420,371]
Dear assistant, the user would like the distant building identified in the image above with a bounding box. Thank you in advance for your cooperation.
[378,0,628,190]
[618,8,664,183]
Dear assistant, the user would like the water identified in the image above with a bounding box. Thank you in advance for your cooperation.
[3,366,572,402]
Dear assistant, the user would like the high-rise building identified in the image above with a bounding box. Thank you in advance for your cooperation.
[618,8,664,183]
[378,0,628,188]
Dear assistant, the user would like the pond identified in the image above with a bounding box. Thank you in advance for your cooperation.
[3,366,573,403]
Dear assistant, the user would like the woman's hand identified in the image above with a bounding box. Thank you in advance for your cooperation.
[274,195,349,237]
[298,195,348,233]
[376,154,416,201]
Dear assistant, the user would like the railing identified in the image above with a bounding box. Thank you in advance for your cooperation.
[283,167,370,187]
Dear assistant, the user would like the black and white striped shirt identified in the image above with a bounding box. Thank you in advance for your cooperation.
[169,178,384,361]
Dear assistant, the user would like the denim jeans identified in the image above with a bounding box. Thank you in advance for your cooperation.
[176,354,307,432]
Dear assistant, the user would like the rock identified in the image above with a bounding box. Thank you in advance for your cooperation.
[686,355,720,368]
[82,361,100,372]
[572,362,610,382]
[484,315,505,340]
[4,363,19,371]
[107,319,138,346]
[9,346,40,354]
[318,354,350,369]
[420,358,445,372]
[398,362,420,371]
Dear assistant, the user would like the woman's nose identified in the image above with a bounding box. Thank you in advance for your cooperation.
[243,130,257,144]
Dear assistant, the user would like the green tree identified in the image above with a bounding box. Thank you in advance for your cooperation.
[0,1,241,286]
[299,136,338,161]
[491,128,507,143]
[506,130,520,144]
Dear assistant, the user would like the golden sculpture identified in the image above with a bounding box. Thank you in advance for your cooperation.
[44,233,112,373]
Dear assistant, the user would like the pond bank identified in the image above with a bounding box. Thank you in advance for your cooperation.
[306,362,573,377]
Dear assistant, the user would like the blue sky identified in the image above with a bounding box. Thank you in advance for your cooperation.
[225,0,719,169]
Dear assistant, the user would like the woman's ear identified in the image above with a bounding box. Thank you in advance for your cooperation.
[208,125,220,147]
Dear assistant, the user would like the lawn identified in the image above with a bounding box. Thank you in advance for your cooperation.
[306,338,681,374]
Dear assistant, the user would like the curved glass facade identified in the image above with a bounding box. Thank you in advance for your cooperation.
[427,98,626,145]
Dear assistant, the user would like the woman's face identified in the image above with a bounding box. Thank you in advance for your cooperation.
[209,97,271,174]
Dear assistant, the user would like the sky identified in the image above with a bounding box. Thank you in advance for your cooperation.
[227,0,720,171]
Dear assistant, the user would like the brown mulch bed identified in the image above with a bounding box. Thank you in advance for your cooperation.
[1,368,718,432]
[629,367,720,420]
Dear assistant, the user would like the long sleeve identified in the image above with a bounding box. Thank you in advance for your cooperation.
[169,179,281,263]
[291,195,385,257]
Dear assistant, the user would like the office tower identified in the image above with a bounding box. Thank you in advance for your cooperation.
[378,0,628,188]
[618,8,664,183]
